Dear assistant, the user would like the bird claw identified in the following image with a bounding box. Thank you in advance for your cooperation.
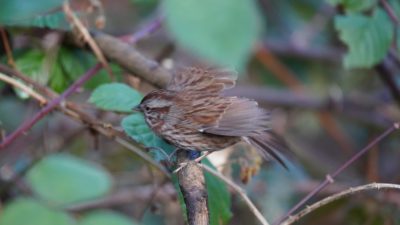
[172,151,212,173]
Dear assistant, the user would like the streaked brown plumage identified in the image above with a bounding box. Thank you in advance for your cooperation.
[135,67,288,168]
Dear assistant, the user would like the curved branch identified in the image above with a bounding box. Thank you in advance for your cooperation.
[200,164,271,225]
[93,33,172,88]
[281,183,400,225]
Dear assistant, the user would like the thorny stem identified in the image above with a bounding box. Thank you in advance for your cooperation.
[274,122,400,225]
[281,183,400,225]
[0,15,164,150]
[0,64,103,149]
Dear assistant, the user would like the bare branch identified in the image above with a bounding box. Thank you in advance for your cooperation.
[281,183,400,225]
[177,151,209,225]
[200,164,271,225]
[275,122,400,225]
[0,64,102,149]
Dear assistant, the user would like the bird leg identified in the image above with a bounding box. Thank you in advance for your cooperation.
[173,151,212,173]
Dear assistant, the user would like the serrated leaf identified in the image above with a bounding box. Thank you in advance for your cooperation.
[334,8,393,69]
[327,0,378,12]
[26,153,112,205]
[0,0,67,29]
[79,210,140,225]
[121,114,175,155]
[163,0,261,70]
[89,83,143,113]
[0,198,75,225]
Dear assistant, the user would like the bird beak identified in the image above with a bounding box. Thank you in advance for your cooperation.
[132,105,141,112]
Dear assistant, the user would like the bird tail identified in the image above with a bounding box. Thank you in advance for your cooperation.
[245,133,289,170]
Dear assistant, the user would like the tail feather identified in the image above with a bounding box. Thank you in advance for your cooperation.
[246,134,289,170]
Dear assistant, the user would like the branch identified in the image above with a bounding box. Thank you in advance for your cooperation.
[92,32,172,88]
[0,65,170,177]
[67,184,175,212]
[0,63,102,149]
[274,122,400,225]
[200,164,271,225]
[0,72,46,104]
[177,151,209,225]
[376,60,400,108]
[281,183,400,225]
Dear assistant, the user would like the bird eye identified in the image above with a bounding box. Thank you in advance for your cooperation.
[145,106,150,111]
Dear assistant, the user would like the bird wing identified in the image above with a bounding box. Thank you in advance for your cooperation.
[200,97,270,137]
[166,95,270,137]
[167,67,236,93]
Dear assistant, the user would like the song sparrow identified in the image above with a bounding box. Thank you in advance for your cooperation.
[134,67,287,167]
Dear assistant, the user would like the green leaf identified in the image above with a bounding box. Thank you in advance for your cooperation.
[0,198,75,225]
[121,114,175,155]
[79,210,140,225]
[89,83,143,113]
[334,8,393,69]
[0,0,68,29]
[26,153,112,205]
[203,159,232,225]
[163,0,261,70]
[15,49,47,84]
[327,0,378,12]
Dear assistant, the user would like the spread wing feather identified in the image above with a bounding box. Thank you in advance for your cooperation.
[167,67,236,93]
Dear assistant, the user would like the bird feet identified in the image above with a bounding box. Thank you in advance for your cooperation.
[173,151,211,173]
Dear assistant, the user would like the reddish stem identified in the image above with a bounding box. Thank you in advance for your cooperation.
[274,122,399,225]
[0,64,102,149]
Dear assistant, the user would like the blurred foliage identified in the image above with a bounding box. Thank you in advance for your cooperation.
[334,8,393,68]
[26,154,112,205]
[0,0,68,29]
[1,0,400,225]
[79,210,140,225]
[89,83,143,113]
[163,0,261,70]
[0,198,75,225]
[327,0,378,12]
[13,47,121,93]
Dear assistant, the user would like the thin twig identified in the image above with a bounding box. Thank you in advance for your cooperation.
[0,64,170,177]
[121,15,164,44]
[0,28,16,68]
[380,0,400,26]
[0,72,47,104]
[63,2,113,78]
[200,164,270,225]
[281,183,400,225]
[0,64,102,149]
[274,122,400,225]
[376,61,400,108]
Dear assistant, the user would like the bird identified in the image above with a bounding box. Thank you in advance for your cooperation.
[133,67,288,168]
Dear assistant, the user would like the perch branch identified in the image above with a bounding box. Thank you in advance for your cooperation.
[177,151,209,225]
[63,2,113,78]
[281,183,400,225]
[275,122,400,225]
